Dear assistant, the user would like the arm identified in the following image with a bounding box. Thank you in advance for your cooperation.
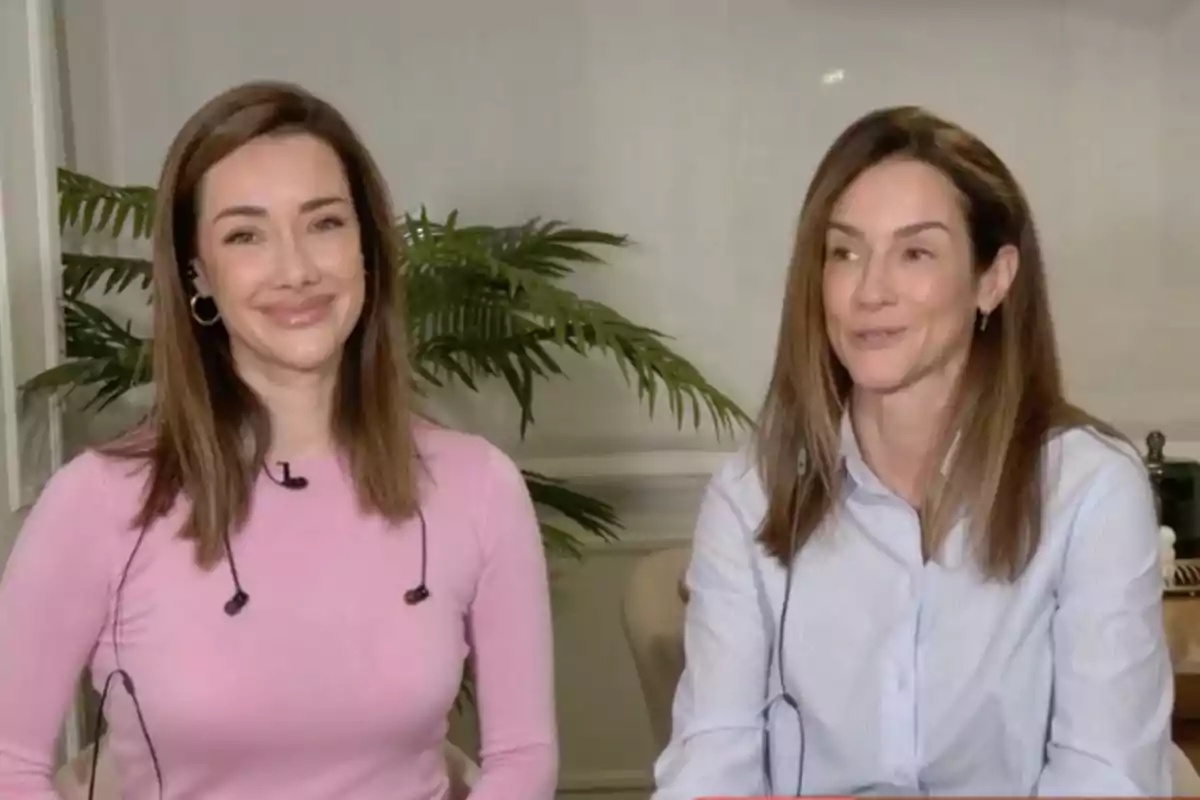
[652,466,768,800]
[464,447,557,800]
[1035,450,1173,797]
[0,455,112,799]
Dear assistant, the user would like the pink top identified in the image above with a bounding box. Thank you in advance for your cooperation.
[0,424,557,799]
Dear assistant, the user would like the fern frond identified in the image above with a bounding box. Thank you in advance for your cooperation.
[406,244,750,437]
[523,470,622,561]
[58,168,156,239]
[62,253,153,298]
[23,298,154,409]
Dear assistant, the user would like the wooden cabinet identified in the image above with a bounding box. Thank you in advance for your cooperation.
[1166,596,1200,765]
[1175,673,1200,765]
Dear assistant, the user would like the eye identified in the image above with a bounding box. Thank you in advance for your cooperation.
[902,246,935,262]
[312,215,347,232]
[826,245,855,263]
[222,229,259,246]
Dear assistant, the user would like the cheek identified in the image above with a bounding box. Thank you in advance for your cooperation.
[204,260,264,307]
[903,270,975,327]
[821,269,854,331]
[313,238,363,278]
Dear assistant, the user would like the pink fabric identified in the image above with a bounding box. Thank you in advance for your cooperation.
[0,424,557,799]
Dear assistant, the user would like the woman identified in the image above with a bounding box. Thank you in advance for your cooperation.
[653,106,1172,797]
[0,81,557,799]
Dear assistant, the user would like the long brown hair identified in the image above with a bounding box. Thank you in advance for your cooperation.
[104,81,418,568]
[757,105,1120,581]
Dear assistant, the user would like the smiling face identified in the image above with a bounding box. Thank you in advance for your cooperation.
[192,132,365,383]
[821,157,1016,399]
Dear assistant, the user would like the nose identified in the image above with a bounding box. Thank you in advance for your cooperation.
[274,233,320,287]
[852,251,896,308]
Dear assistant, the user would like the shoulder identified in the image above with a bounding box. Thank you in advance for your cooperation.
[1043,425,1149,512]
[687,445,768,562]
[705,444,768,529]
[7,449,143,581]
[414,422,537,556]
[33,448,146,517]
[414,420,523,489]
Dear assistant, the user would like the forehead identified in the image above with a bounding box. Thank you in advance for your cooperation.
[831,158,963,231]
[198,133,350,217]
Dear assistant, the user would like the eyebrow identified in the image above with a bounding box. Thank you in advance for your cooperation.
[827,220,951,238]
[211,195,350,224]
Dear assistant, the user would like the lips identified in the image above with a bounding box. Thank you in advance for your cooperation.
[261,295,335,328]
[851,327,906,349]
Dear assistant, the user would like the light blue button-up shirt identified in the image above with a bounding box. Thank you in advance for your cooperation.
[652,423,1173,798]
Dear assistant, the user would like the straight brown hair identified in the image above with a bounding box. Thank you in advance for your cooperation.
[756,106,1122,581]
[104,81,418,568]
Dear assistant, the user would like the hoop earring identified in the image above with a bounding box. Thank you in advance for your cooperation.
[190,295,221,327]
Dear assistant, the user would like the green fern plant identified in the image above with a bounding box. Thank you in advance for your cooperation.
[26,169,751,562]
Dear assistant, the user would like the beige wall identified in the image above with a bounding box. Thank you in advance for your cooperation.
[50,1,1200,796]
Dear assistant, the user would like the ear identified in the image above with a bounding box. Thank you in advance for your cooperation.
[191,259,212,297]
[976,243,1018,316]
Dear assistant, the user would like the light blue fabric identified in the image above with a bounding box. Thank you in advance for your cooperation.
[652,421,1172,798]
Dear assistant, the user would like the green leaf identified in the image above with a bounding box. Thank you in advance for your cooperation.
[524,469,622,556]
[57,168,156,239]
[62,254,153,298]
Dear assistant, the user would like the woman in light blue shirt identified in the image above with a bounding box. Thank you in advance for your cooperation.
[652,106,1172,798]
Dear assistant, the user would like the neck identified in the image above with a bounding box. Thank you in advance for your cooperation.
[236,358,338,462]
[851,376,956,505]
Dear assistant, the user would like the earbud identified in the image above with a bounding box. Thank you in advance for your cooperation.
[224,590,249,616]
[404,585,430,605]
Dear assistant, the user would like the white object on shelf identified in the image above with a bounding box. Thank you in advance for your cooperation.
[1161,524,1178,588]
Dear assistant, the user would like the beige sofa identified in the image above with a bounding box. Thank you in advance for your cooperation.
[53,737,479,799]
[623,546,1200,796]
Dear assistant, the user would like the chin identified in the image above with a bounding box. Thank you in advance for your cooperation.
[274,353,343,374]
[841,360,916,395]
[255,334,347,375]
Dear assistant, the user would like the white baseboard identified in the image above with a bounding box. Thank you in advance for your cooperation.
[558,767,653,794]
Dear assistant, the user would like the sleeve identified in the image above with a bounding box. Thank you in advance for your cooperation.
[0,454,113,799]
[651,468,768,800]
[1035,450,1174,797]
[463,446,558,800]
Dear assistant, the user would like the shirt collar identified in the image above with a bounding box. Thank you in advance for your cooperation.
[837,409,960,498]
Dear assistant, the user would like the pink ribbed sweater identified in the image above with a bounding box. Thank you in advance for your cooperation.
[0,424,557,799]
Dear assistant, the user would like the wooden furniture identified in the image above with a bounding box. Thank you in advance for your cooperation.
[1167,595,1200,766]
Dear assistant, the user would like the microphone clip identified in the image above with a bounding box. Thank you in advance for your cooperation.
[267,461,308,490]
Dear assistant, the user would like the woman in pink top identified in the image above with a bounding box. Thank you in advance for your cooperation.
[0,80,557,799]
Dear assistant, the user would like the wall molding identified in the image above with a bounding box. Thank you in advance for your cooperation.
[1156,440,1200,462]
[519,449,730,482]
[0,0,63,515]
[520,436,1199,486]
[2,0,70,759]
[531,437,1200,557]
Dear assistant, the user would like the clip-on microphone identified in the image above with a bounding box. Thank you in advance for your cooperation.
[269,461,308,490]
